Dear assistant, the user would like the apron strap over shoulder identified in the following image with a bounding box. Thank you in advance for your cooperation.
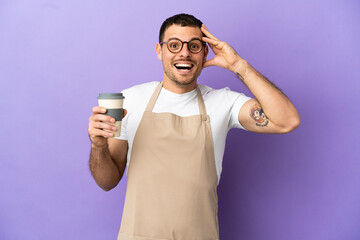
[145,82,163,112]
[196,87,207,116]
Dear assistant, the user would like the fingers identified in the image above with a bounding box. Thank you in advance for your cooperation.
[89,106,127,142]
[201,24,219,40]
[92,106,107,114]
[91,106,127,121]
[91,127,114,138]
[202,37,219,45]
[202,37,223,52]
[201,25,227,53]
[93,121,117,132]
[202,59,216,69]
[89,115,116,138]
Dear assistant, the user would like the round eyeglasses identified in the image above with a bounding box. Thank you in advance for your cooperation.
[160,38,206,54]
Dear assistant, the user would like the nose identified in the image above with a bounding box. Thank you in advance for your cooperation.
[178,42,191,58]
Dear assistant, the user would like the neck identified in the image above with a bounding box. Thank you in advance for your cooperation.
[162,78,197,94]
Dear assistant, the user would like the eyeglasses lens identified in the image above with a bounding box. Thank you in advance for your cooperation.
[167,39,203,53]
[168,39,182,53]
[188,40,202,53]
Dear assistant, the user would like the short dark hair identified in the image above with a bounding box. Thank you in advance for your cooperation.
[159,13,204,43]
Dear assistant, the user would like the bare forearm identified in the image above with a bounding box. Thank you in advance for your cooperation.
[89,143,121,191]
[234,60,300,129]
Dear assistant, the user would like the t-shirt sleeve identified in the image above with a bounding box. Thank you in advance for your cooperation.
[228,91,252,130]
[114,90,128,141]
[116,112,128,140]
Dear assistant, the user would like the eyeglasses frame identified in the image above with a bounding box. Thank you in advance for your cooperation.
[160,38,206,54]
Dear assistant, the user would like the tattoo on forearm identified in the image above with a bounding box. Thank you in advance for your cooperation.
[235,72,245,83]
[250,104,269,127]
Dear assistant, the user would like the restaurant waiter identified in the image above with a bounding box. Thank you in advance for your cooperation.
[88,13,300,240]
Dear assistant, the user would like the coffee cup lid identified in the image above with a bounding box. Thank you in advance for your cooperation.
[97,93,125,99]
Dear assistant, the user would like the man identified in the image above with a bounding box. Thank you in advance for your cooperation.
[88,13,300,240]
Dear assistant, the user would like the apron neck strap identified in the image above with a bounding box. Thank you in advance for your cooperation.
[145,82,163,112]
[196,86,207,115]
[145,82,207,115]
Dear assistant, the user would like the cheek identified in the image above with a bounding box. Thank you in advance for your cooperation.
[198,54,206,64]
[163,54,174,65]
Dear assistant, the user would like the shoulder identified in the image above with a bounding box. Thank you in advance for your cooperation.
[198,84,249,101]
[121,81,160,110]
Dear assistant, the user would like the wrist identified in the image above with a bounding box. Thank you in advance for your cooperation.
[230,58,249,75]
[91,141,108,150]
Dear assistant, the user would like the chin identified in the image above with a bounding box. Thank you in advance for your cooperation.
[172,77,196,86]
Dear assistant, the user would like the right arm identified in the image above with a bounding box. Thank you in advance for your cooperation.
[88,106,128,191]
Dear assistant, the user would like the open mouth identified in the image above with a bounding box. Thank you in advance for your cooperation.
[174,63,194,71]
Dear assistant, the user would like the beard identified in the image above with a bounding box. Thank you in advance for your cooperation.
[164,69,197,86]
[163,63,202,87]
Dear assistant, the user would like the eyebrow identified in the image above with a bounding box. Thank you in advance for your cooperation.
[167,37,203,42]
[189,37,202,41]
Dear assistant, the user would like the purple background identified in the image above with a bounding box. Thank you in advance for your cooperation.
[1,0,359,239]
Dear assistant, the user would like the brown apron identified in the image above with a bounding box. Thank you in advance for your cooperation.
[117,82,219,240]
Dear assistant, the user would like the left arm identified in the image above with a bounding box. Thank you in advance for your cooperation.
[201,25,300,134]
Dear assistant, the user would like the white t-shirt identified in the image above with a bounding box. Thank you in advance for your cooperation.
[116,81,252,184]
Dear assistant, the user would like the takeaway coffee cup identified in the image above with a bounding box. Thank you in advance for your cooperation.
[97,93,125,138]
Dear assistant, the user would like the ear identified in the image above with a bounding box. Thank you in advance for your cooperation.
[156,43,162,61]
[203,45,209,63]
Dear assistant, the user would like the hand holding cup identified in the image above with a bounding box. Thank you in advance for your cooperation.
[88,93,126,147]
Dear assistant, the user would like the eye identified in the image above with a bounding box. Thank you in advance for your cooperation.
[189,40,202,52]
[190,43,200,49]
[168,41,181,50]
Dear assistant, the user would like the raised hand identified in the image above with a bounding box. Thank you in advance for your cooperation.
[201,24,245,72]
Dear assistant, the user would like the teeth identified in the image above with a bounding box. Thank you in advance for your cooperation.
[175,63,192,67]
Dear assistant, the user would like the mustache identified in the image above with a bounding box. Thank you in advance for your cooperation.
[173,59,196,64]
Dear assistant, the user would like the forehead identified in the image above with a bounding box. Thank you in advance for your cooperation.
[163,24,203,41]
